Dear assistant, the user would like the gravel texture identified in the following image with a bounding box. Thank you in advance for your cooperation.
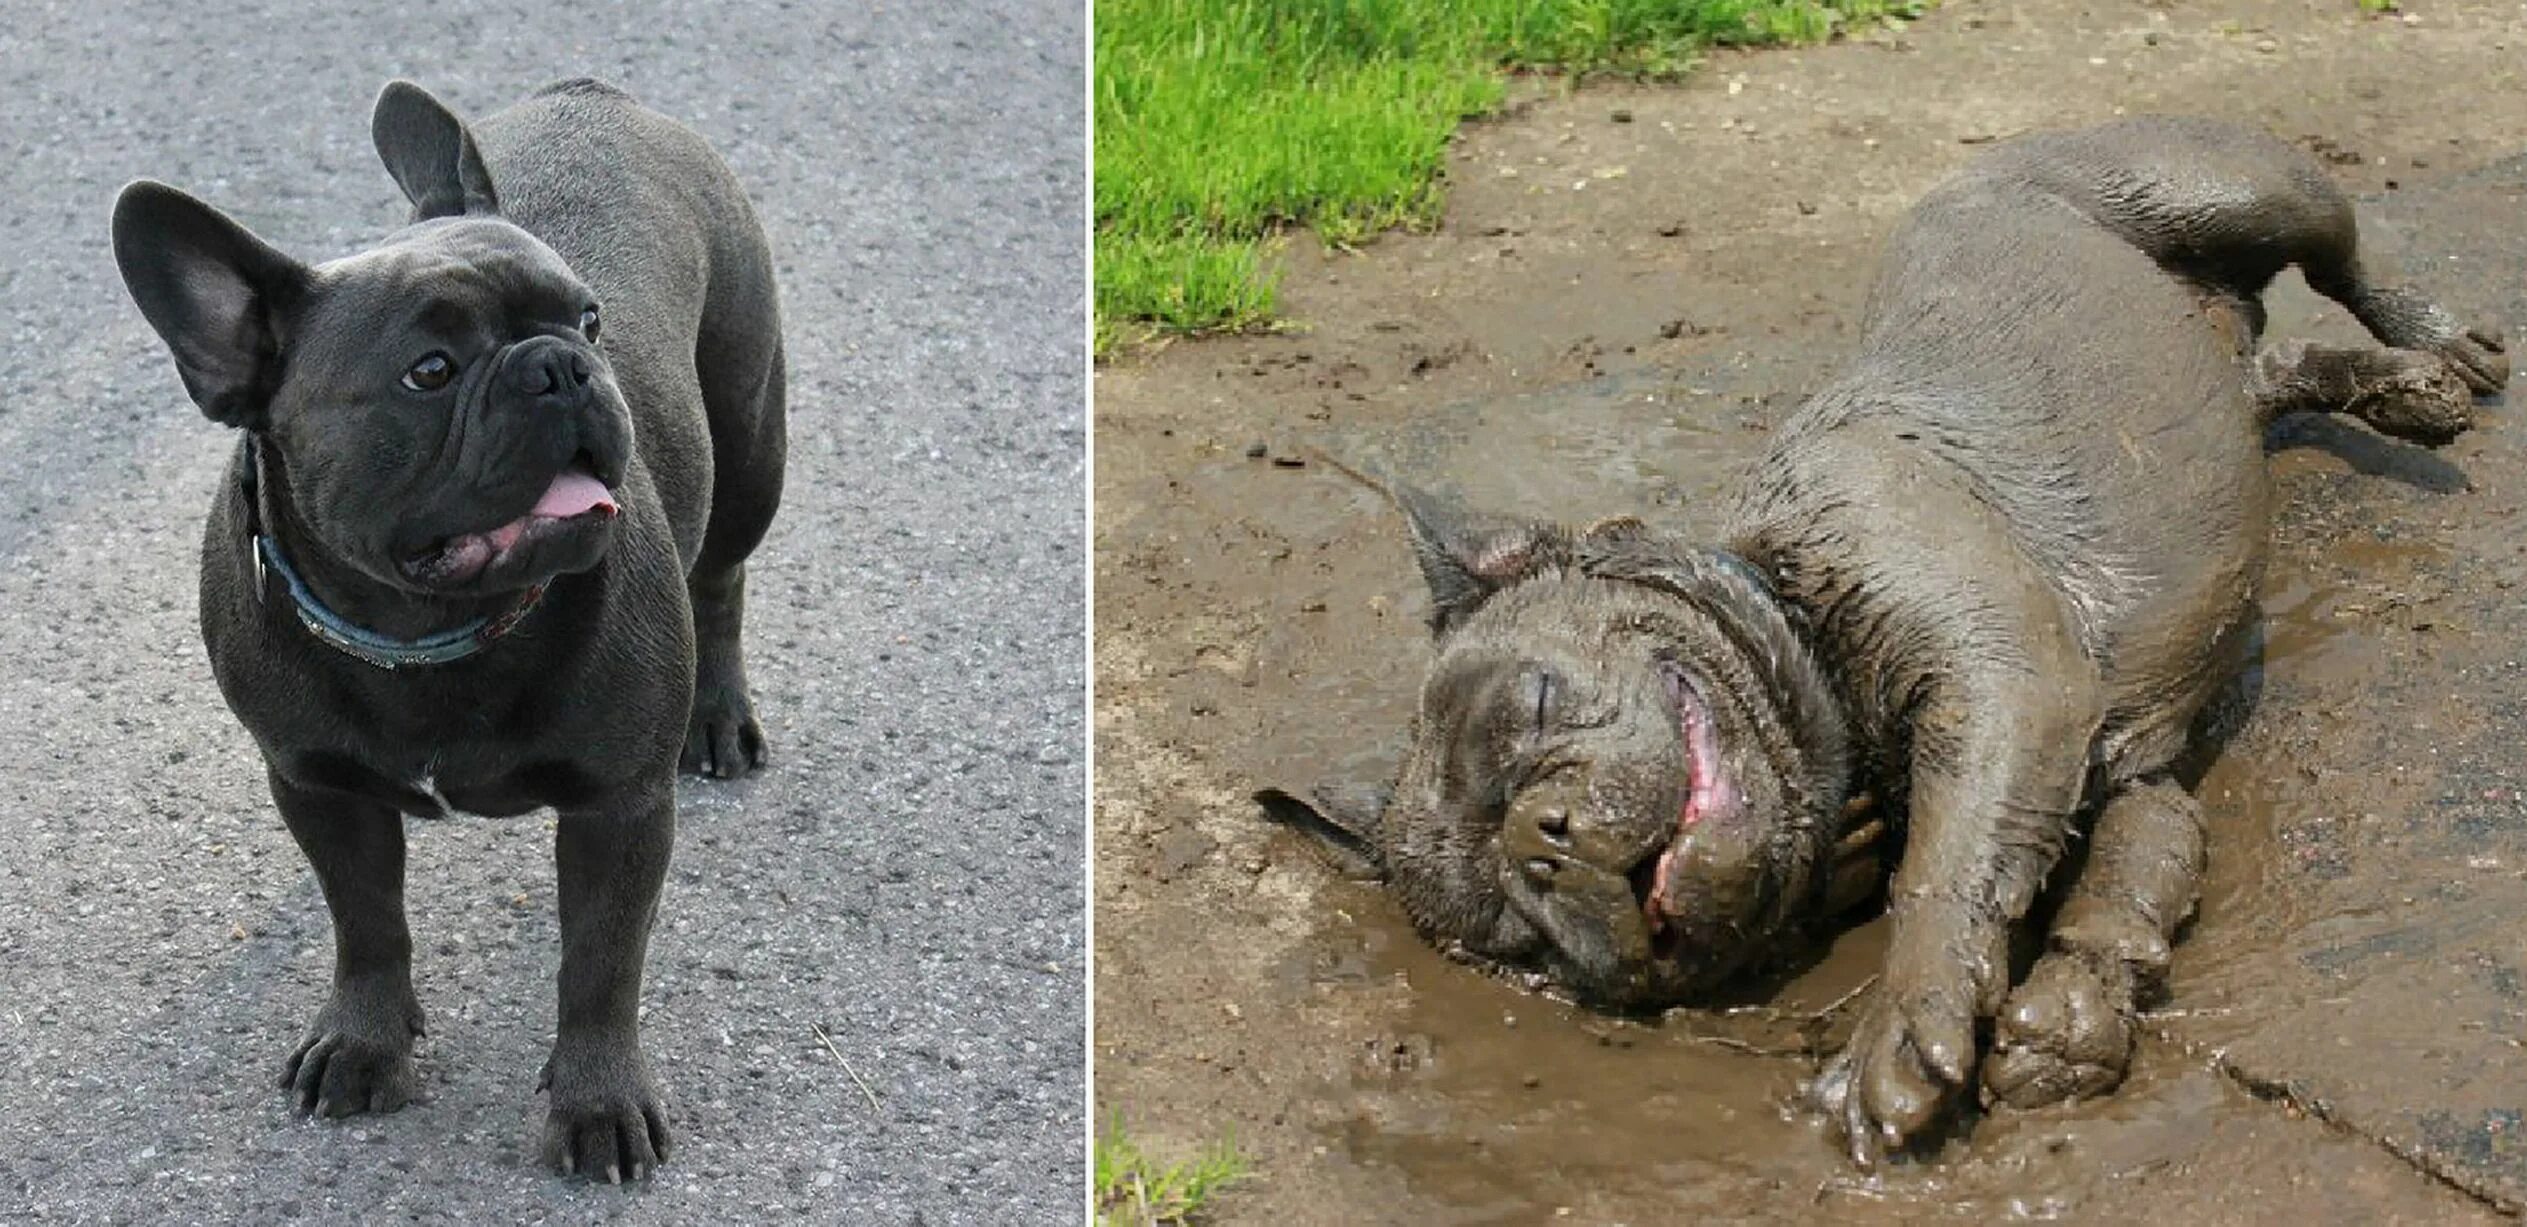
[0,1,1085,1221]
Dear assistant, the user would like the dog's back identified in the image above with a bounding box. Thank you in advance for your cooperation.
[472,79,787,575]
[1733,120,2308,780]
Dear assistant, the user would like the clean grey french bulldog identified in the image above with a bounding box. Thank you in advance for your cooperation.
[111,78,786,1180]
[1264,117,2506,1164]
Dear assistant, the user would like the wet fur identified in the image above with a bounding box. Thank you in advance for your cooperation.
[1271,117,2505,1163]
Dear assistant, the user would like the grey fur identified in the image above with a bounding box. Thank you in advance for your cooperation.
[1269,117,2505,1165]
[108,78,788,1179]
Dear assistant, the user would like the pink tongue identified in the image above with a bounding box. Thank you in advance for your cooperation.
[1647,683,1724,930]
[532,469,616,518]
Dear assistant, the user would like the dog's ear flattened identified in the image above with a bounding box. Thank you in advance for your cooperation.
[1255,785,1389,881]
[372,80,499,220]
[110,180,310,430]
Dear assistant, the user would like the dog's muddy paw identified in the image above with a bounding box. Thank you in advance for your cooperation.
[537,1048,673,1182]
[2436,324,2510,396]
[681,682,767,780]
[1807,989,1977,1166]
[2372,289,2509,394]
[2349,351,2476,445]
[280,990,424,1118]
[1982,953,2136,1110]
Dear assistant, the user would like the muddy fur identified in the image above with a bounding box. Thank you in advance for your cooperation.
[1264,117,2505,1164]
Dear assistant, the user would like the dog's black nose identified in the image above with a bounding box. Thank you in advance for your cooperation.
[1504,776,1624,887]
[507,338,593,407]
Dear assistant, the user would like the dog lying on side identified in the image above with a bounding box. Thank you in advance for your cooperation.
[1263,117,2506,1163]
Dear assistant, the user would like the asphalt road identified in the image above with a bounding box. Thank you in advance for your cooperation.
[0,1,1083,1222]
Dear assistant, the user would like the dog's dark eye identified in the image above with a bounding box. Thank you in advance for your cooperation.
[578,305,601,341]
[401,352,455,392]
[1532,670,1555,730]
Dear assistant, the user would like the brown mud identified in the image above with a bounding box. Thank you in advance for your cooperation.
[1094,1,2527,1220]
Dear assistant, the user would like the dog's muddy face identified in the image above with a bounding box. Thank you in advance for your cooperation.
[111,88,634,600]
[1266,487,1856,1010]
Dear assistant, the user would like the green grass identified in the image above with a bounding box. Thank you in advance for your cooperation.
[1094,1125,1249,1225]
[1095,0,1924,355]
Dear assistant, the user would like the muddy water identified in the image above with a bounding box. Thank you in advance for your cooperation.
[1095,39,2527,1207]
[1204,323,2493,1221]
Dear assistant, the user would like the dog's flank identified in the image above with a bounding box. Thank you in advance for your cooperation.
[1267,116,2504,1166]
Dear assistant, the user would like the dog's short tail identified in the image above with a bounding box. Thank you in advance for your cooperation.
[534,77,634,102]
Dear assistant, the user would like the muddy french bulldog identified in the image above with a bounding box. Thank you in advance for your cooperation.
[110,79,785,1180]
[1262,118,2506,1164]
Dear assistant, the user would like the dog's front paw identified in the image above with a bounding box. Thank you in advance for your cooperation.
[281,982,424,1117]
[1982,952,2136,1109]
[682,677,766,779]
[537,1043,673,1182]
[1808,984,1978,1166]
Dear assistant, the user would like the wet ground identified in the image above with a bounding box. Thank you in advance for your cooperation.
[1093,1,2527,1220]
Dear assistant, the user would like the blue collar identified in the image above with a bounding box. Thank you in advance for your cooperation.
[241,434,545,670]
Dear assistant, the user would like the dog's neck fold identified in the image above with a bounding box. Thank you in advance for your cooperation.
[239,433,545,668]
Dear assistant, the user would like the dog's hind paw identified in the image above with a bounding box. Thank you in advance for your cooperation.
[2347,349,2477,446]
[682,680,767,779]
[2434,323,2509,396]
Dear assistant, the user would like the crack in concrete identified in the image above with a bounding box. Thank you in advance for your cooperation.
[2213,1054,2520,1218]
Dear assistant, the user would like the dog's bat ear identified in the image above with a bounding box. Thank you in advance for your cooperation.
[1321,457,1561,635]
[1386,481,1567,634]
[1255,784,1389,881]
[111,181,311,430]
[1311,453,1566,633]
[371,80,499,220]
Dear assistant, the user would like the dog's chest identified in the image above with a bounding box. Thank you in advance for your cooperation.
[407,772,455,818]
[391,764,563,819]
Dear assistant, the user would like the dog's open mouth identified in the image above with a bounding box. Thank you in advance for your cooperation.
[1633,661,1738,956]
[401,457,620,587]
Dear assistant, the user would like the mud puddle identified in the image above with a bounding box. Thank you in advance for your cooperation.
[1098,284,2506,1225]
[1202,364,2477,1222]
[1094,4,2527,1219]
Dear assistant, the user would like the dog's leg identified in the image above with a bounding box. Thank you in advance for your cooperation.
[2252,338,2477,444]
[2003,120,2508,394]
[539,781,675,1181]
[682,559,766,778]
[2255,157,2506,392]
[1982,778,2206,1109]
[681,330,784,780]
[1808,618,2101,1164]
[2302,265,2509,396]
[271,771,425,1117]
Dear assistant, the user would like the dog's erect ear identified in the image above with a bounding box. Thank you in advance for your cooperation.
[1255,783,1389,881]
[1385,479,1562,635]
[111,181,312,430]
[1317,456,1561,634]
[372,80,498,219]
